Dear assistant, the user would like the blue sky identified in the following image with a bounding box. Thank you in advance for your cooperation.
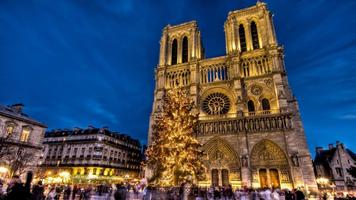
[0,0,355,155]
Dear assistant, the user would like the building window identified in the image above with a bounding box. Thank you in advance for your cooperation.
[251,21,260,50]
[247,100,255,112]
[262,98,271,111]
[73,148,78,158]
[239,24,247,52]
[20,127,31,142]
[171,39,178,65]
[182,36,188,63]
[5,122,16,137]
[336,167,343,177]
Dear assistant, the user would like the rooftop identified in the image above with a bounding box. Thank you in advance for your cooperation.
[0,103,47,128]
[45,126,141,146]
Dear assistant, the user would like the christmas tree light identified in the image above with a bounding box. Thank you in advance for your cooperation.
[145,89,206,187]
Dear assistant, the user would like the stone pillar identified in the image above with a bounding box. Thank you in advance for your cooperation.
[159,30,168,66]
[241,167,251,187]
[245,21,253,51]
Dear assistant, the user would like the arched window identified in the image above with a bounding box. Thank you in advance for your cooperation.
[239,24,247,52]
[247,100,255,112]
[182,36,188,63]
[171,39,178,65]
[262,98,270,110]
[251,21,260,49]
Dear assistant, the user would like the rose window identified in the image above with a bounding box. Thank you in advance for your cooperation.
[202,93,230,115]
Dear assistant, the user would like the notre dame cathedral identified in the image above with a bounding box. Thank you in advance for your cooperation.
[148,2,317,191]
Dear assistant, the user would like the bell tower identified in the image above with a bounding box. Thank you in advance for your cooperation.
[148,2,318,193]
[224,1,277,55]
[158,21,204,67]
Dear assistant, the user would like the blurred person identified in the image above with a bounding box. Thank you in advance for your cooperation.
[31,181,45,200]
[114,183,127,200]
[46,188,56,200]
[271,189,280,200]
[4,175,26,200]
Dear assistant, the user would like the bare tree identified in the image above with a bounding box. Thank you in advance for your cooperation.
[5,147,36,176]
[0,134,12,160]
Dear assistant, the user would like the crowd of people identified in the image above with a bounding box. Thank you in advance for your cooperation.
[1,174,355,200]
[142,185,356,200]
[142,185,307,200]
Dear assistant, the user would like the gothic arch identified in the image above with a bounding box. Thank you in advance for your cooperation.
[238,24,247,52]
[250,139,288,168]
[171,39,178,65]
[202,137,240,169]
[182,36,189,63]
[250,20,260,49]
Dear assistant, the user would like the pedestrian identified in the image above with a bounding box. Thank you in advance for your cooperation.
[143,185,152,200]
[63,186,71,200]
[4,175,27,200]
[114,183,127,200]
[0,180,5,200]
[46,188,56,200]
[31,181,45,200]
[295,189,305,200]
[271,189,280,200]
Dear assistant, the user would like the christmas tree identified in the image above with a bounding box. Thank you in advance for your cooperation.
[145,89,206,187]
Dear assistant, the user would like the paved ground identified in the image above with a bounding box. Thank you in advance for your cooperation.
[70,191,144,200]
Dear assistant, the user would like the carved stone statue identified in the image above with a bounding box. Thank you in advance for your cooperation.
[291,154,299,167]
[241,155,248,167]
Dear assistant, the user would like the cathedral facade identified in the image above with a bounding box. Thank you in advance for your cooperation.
[148,2,317,191]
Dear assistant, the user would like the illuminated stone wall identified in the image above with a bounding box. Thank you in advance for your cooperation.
[148,2,318,192]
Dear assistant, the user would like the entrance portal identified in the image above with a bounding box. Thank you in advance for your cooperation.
[269,169,280,188]
[259,169,268,188]
[221,169,229,186]
[212,169,219,186]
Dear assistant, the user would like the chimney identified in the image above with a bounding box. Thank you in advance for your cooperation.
[10,103,24,114]
[88,125,95,129]
[328,144,334,150]
[336,141,344,149]
[316,147,323,154]
[73,127,81,131]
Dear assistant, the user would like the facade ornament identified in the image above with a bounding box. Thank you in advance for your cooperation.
[291,153,299,167]
[251,85,263,95]
[241,155,249,167]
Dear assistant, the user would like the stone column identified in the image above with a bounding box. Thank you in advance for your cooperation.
[159,30,168,66]
[245,21,253,51]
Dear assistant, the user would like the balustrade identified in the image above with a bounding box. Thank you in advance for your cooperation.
[240,55,271,78]
[200,62,230,84]
[197,113,292,136]
[165,69,190,88]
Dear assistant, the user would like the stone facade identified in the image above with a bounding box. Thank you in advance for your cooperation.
[148,2,317,191]
[40,127,142,184]
[0,103,47,177]
[314,141,356,191]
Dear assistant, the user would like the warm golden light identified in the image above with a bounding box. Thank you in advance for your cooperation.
[0,167,8,173]
[316,177,329,185]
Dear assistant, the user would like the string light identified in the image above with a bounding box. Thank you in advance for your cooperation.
[145,88,206,186]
